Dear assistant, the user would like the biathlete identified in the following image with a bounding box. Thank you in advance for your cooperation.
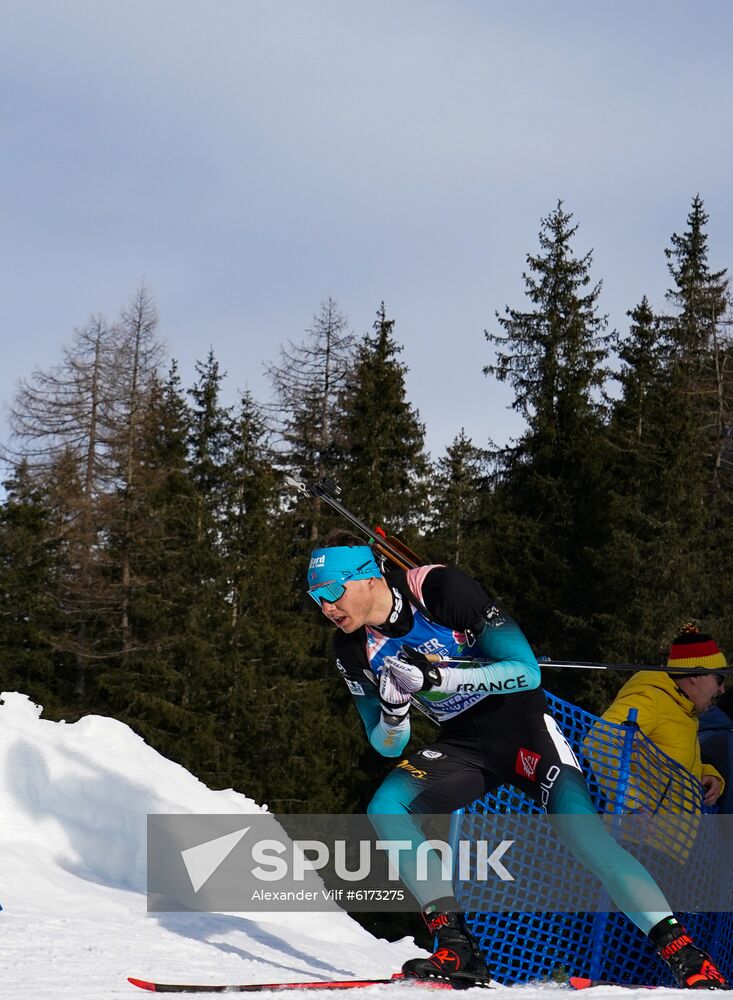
[307,532,728,990]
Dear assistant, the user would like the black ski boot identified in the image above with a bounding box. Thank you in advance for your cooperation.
[649,917,729,990]
[402,911,491,987]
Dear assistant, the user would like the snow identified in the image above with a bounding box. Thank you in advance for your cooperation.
[0,691,680,999]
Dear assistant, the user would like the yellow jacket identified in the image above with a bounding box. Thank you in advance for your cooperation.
[600,669,724,791]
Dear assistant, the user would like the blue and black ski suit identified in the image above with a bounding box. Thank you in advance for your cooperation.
[333,564,672,932]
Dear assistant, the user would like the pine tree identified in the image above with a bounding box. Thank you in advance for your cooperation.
[483,202,612,704]
[267,298,355,543]
[664,194,728,362]
[0,463,60,704]
[338,303,428,533]
[426,430,492,575]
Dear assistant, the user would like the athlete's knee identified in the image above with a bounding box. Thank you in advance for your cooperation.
[544,765,597,815]
[367,780,411,816]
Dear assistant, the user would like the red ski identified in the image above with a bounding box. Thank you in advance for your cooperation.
[128,972,471,993]
[569,977,659,991]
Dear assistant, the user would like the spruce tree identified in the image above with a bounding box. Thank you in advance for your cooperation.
[267,298,355,543]
[483,202,612,705]
[220,390,311,671]
[95,366,223,777]
[0,463,59,704]
[338,303,428,533]
[662,196,732,647]
[599,297,692,664]
[211,390,375,808]
[426,430,492,575]
[664,194,728,362]
[600,198,731,675]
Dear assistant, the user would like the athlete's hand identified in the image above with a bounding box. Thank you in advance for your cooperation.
[384,647,443,693]
[378,667,411,721]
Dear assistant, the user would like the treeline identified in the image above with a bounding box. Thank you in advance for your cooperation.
[1,196,731,815]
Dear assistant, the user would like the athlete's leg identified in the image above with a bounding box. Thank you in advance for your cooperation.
[368,744,496,983]
[503,709,671,933]
[545,765,671,932]
[367,744,491,909]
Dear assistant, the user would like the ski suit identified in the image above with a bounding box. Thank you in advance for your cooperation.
[333,564,672,933]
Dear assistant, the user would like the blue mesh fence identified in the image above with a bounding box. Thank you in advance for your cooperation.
[454,691,733,985]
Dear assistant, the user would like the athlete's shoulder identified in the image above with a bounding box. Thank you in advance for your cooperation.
[421,564,480,589]
[418,565,490,630]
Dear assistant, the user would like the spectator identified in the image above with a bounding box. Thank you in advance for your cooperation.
[699,687,733,814]
[600,624,729,808]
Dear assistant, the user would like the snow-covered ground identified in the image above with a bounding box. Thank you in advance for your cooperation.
[0,691,681,999]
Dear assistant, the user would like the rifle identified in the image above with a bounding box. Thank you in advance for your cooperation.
[284,474,422,571]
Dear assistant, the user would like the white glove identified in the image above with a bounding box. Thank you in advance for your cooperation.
[383,649,443,693]
[378,665,411,720]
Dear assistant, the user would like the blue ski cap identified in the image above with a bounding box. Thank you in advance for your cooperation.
[307,545,382,606]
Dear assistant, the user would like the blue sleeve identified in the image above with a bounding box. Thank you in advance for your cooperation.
[436,605,541,695]
[351,685,411,757]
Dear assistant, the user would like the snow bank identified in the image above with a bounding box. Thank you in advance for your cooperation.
[0,691,663,999]
[0,690,262,902]
[0,691,422,1000]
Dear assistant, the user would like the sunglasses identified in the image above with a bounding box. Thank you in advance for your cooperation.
[308,557,378,607]
[308,581,347,606]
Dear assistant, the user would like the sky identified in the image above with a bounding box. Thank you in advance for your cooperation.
[3,0,733,465]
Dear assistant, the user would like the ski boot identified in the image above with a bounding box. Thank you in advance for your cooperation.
[402,910,491,987]
[649,917,729,990]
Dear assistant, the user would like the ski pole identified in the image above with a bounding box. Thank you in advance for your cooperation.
[540,658,733,676]
[432,655,732,677]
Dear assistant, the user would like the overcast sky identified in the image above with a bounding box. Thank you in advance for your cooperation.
[3,1,732,467]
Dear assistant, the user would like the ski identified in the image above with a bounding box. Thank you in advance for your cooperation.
[128,972,476,993]
[569,977,659,991]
